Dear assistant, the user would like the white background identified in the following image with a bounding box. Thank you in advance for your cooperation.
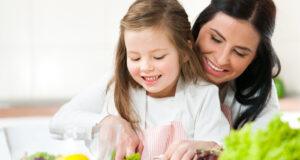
[0,0,299,103]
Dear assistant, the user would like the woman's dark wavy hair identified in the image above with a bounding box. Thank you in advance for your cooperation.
[192,0,281,129]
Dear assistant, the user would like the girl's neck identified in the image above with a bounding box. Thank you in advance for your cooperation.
[147,85,177,98]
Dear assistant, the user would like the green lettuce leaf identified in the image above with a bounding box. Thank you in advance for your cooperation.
[219,116,300,160]
[26,152,56,160]
[124,153,141,160]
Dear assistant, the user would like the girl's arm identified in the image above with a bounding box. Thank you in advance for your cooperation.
[49,72,112,140]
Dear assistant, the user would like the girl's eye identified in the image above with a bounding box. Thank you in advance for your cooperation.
[211,35,222,43]
[130,57,140,61]
[154,55,166,60]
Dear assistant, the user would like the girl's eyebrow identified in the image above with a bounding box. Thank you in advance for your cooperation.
[127,51,140,54]
[127,48,167,54]
[210,28,253,53]
[149,48,168,53]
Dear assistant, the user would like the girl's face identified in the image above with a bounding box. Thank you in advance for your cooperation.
[125,27,180,98]
[196,12,260,85]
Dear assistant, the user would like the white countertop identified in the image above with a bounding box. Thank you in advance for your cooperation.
[0,117,92,160]
[0,111,299,160]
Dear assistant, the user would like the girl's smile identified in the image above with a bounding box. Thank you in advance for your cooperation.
[142,75,162,86]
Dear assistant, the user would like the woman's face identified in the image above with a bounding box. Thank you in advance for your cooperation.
[196,12,260,85]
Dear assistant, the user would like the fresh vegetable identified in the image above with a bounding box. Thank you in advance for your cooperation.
[25,152,56,160]
[274,78,285,98]
[110,150,141,160]
[63,154,89,160]
[111,150,116,160]
[23,152,89,160]
[219,116,300,160]
[195,149,219,160]
[124,153,141,160]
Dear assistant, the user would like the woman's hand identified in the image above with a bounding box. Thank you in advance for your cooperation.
[163,140,220,160]
[100,115,143,160]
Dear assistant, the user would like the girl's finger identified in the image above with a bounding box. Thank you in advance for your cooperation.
[169,142,189,160]
[181,149,196,160]
[137,141,144,154]
[115,145,126,160]
[164,140,182,158]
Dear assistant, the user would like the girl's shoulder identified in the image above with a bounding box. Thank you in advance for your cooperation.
[182,79,219,97]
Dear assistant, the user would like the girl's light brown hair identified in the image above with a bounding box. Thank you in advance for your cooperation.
[110,0,206,129]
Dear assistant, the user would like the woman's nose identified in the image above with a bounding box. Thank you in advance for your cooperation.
[216,47,230,66]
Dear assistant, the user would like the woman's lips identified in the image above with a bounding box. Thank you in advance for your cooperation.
[203,57,228,78]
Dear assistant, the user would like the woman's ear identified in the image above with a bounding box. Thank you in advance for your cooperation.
[188,40,193,49]
[183,53,189,63]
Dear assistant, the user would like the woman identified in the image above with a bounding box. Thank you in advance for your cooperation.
[191,0,280,130]
[50,0,281,159]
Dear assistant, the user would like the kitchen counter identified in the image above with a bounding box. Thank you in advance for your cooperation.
[0,98,299,160]
[0,117,91,160]
[0,97,299,118]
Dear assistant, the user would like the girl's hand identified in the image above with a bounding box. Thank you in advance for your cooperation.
[163,140,220,160]
[100,115,143,160]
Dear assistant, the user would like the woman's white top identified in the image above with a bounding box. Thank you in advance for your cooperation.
[223,81,280,130]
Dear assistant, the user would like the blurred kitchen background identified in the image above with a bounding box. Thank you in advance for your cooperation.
[0,0,299,109]
[0,0,299,159]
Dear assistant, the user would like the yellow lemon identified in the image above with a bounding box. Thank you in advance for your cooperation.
[63,154,89,160]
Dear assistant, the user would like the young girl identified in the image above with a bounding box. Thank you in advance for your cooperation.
[98,0,229,159]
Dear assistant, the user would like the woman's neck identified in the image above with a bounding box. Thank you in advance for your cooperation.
[218,82,230,103]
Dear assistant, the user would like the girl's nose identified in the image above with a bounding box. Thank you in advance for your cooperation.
[140,60,154,72]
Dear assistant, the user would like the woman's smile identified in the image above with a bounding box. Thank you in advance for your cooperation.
[202,57,228,78]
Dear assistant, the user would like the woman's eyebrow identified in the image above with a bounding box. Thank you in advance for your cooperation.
[210,28,226,40]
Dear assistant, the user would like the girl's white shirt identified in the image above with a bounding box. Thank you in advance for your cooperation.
[100,78,230,145]
[49,71,279,141]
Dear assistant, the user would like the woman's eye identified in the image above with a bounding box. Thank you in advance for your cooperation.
[154,55,166,60]
[234,50,246,57]
[211,35,222,43]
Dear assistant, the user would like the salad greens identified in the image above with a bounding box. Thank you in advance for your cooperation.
[124,153,141,160]
[110,150,141,160]
[219,116,300,160]
[25,152,56,160]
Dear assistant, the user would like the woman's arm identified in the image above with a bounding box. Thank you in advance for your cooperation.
[49,72,112,140]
